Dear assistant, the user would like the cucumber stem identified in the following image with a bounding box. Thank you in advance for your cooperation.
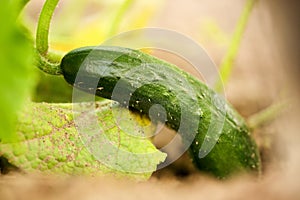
[215,0,257,92]
[35,0,62,75]
[36,0,58,55]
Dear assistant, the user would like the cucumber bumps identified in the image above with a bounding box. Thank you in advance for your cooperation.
[61,46,261,178]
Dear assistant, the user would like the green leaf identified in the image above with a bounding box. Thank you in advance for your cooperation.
[0,100,166,180]
[0,0,36,142]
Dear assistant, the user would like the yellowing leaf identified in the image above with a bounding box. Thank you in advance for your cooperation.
[0,101,166,180]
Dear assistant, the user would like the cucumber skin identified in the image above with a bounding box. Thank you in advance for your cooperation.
[61,46,261,178]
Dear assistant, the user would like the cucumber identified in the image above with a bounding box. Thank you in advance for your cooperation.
[61,46,261,178]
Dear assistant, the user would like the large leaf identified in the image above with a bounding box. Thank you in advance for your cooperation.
[0,100,166,180]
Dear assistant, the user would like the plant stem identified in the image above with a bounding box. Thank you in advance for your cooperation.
[215,0,257,92]
[36,0,58,55]
[247,100,288,130]
[107,0,135,37]
[35,0,62,75]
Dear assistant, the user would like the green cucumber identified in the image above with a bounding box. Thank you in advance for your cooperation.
[61,46,261,178]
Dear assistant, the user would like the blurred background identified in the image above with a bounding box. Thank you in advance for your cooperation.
[1,0,300,199]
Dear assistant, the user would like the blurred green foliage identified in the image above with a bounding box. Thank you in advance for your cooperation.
[33,71,73,103]
[215,0,256,92]
[0,0,36,142]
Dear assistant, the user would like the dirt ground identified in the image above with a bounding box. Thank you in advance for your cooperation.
[1,0,300,199]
